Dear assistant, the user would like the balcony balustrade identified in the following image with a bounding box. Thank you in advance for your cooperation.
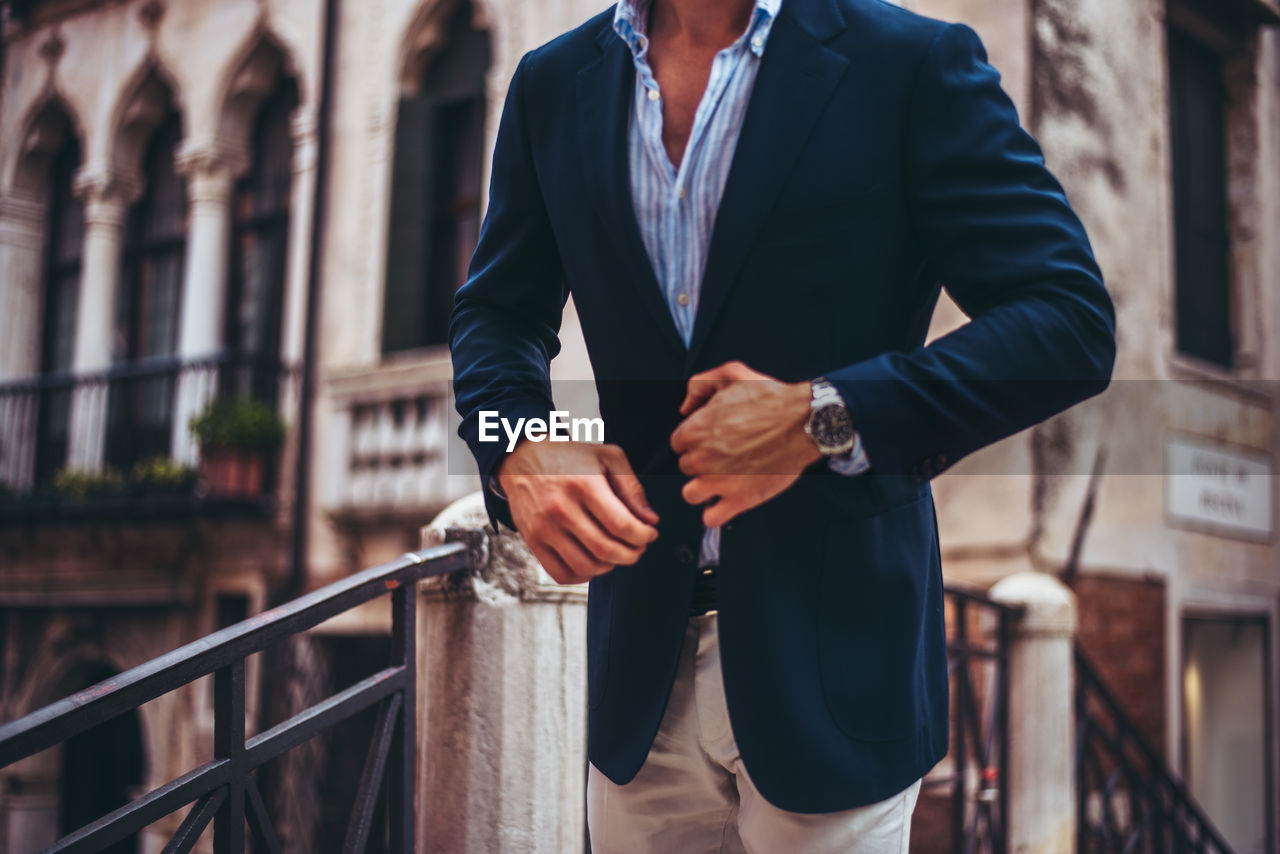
[0,353,297,519]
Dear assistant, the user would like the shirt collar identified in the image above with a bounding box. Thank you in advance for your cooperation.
[612,0,782,61]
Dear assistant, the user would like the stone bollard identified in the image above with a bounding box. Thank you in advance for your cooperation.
[990,571,1078,854]
[417,492,588,854]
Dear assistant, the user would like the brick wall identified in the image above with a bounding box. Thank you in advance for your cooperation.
[1071,572,1168,755]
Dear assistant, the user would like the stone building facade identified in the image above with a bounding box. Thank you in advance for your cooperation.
[905,1,1280,851]
[0,0,597,850]
[0,0,1277,851]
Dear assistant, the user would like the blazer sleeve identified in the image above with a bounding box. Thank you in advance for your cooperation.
[825,22,1116,479]
[449,53,568,529]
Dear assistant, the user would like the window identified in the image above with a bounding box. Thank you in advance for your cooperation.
[382,0,491,354]
[33,129,84,483]
[1168,27,1233,368]
[225,78,298,405]
[108,109,188,470]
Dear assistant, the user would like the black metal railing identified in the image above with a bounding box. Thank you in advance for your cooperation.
[920,585,1020,854]
[1075,646,1234,854]
[0,352,297,507]
[0,543,470,853]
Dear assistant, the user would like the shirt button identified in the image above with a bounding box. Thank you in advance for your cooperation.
[751,36,764,51]
[647,88,659,102]
[679,186,687,199]
[676,292,691,307]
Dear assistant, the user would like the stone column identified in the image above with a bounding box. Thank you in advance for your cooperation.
[990,572,1078,854]
[0,194,48,490]
[170,147,245,465]
[418,493,588,854]
[274,109,318,512]
[65,173,139,472]
[281,108,316,376]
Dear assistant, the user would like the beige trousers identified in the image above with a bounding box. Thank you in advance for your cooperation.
[587,613,922,853]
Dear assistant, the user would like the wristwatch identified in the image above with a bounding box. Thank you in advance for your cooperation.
[803,378,855,457]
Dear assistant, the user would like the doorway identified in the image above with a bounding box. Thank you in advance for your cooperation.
[56,663,145,854]
[1182,615,1272,854]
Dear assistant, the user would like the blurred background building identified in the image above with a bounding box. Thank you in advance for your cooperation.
[0,0,1276,852]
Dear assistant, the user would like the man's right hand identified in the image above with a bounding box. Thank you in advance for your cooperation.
[496,442,660,585]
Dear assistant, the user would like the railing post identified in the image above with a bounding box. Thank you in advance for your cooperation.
[991,572,1078,854]
[213,658,247,854]
[389,582,417,853]
[418,493,588,854]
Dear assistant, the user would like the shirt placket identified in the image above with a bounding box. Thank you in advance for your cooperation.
[648,49,747,343]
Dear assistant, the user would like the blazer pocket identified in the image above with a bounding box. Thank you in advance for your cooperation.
[817,492,932,742]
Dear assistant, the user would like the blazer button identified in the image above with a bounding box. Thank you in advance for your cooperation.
[675,545,696,565]
[935,453,949,470]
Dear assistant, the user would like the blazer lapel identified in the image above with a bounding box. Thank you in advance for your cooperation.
[577,28,687,355]
[685,0,851,371]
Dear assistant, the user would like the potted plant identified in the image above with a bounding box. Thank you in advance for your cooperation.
[189,399,286,498]
[130,456,198,497]
[52,467,126,502]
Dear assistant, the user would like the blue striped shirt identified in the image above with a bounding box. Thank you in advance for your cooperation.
[613,0,868,567]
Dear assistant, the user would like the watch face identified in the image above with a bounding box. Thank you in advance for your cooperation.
[812,404,854,449]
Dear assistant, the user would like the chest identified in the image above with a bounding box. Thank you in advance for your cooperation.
[648,44,719,167]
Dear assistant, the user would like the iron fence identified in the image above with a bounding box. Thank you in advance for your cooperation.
[1075,646,1234,853]
[917,585,1020,854]
[0,542,470,853]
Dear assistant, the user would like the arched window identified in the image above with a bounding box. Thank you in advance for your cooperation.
[33,124,84,484]
[225,77,298,404]
[108,109,187,470]
[382,0,491,354]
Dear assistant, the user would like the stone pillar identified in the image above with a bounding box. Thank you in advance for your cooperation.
[0,193,47,379]
[170,147,245,465]
[281,108,316,376]
[0,194,48,490]
[418,493,587,854]
[65,173,139,472]
[990,572,1078,854]
[274,109,318,512]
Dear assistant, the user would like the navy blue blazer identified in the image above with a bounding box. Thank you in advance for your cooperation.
[449,0,1115,812]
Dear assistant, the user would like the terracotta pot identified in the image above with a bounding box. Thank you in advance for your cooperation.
[199,448,265,498]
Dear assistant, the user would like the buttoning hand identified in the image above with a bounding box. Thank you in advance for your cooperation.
[497,441,660,585]
[671,361,822,527]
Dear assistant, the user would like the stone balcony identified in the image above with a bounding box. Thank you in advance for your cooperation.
[322,351,476,522]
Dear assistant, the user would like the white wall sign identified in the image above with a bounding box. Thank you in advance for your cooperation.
[1166,436,1273,540]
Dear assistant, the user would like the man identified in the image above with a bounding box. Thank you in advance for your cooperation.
[450,0,1115,848]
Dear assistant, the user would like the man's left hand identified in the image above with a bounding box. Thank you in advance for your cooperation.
[671,361,823,527]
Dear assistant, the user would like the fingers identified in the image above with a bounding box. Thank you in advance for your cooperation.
[531,541,593,586]
[682,476,749,527]
[578,477,659,550]
[682,474,723,507]
[569,503,650,565]
[678,360,754,415]
[600,445,660,525]
[670,408,707,456]
[701,494,748,528]
[679,375,731,416]
[544,528,613,578]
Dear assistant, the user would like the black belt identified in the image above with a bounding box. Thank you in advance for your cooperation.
[688,564,719,616]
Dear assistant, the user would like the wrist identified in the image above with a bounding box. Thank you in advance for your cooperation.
[788,382,824,466]
[803,377,856,458]
[495,438,529,492]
